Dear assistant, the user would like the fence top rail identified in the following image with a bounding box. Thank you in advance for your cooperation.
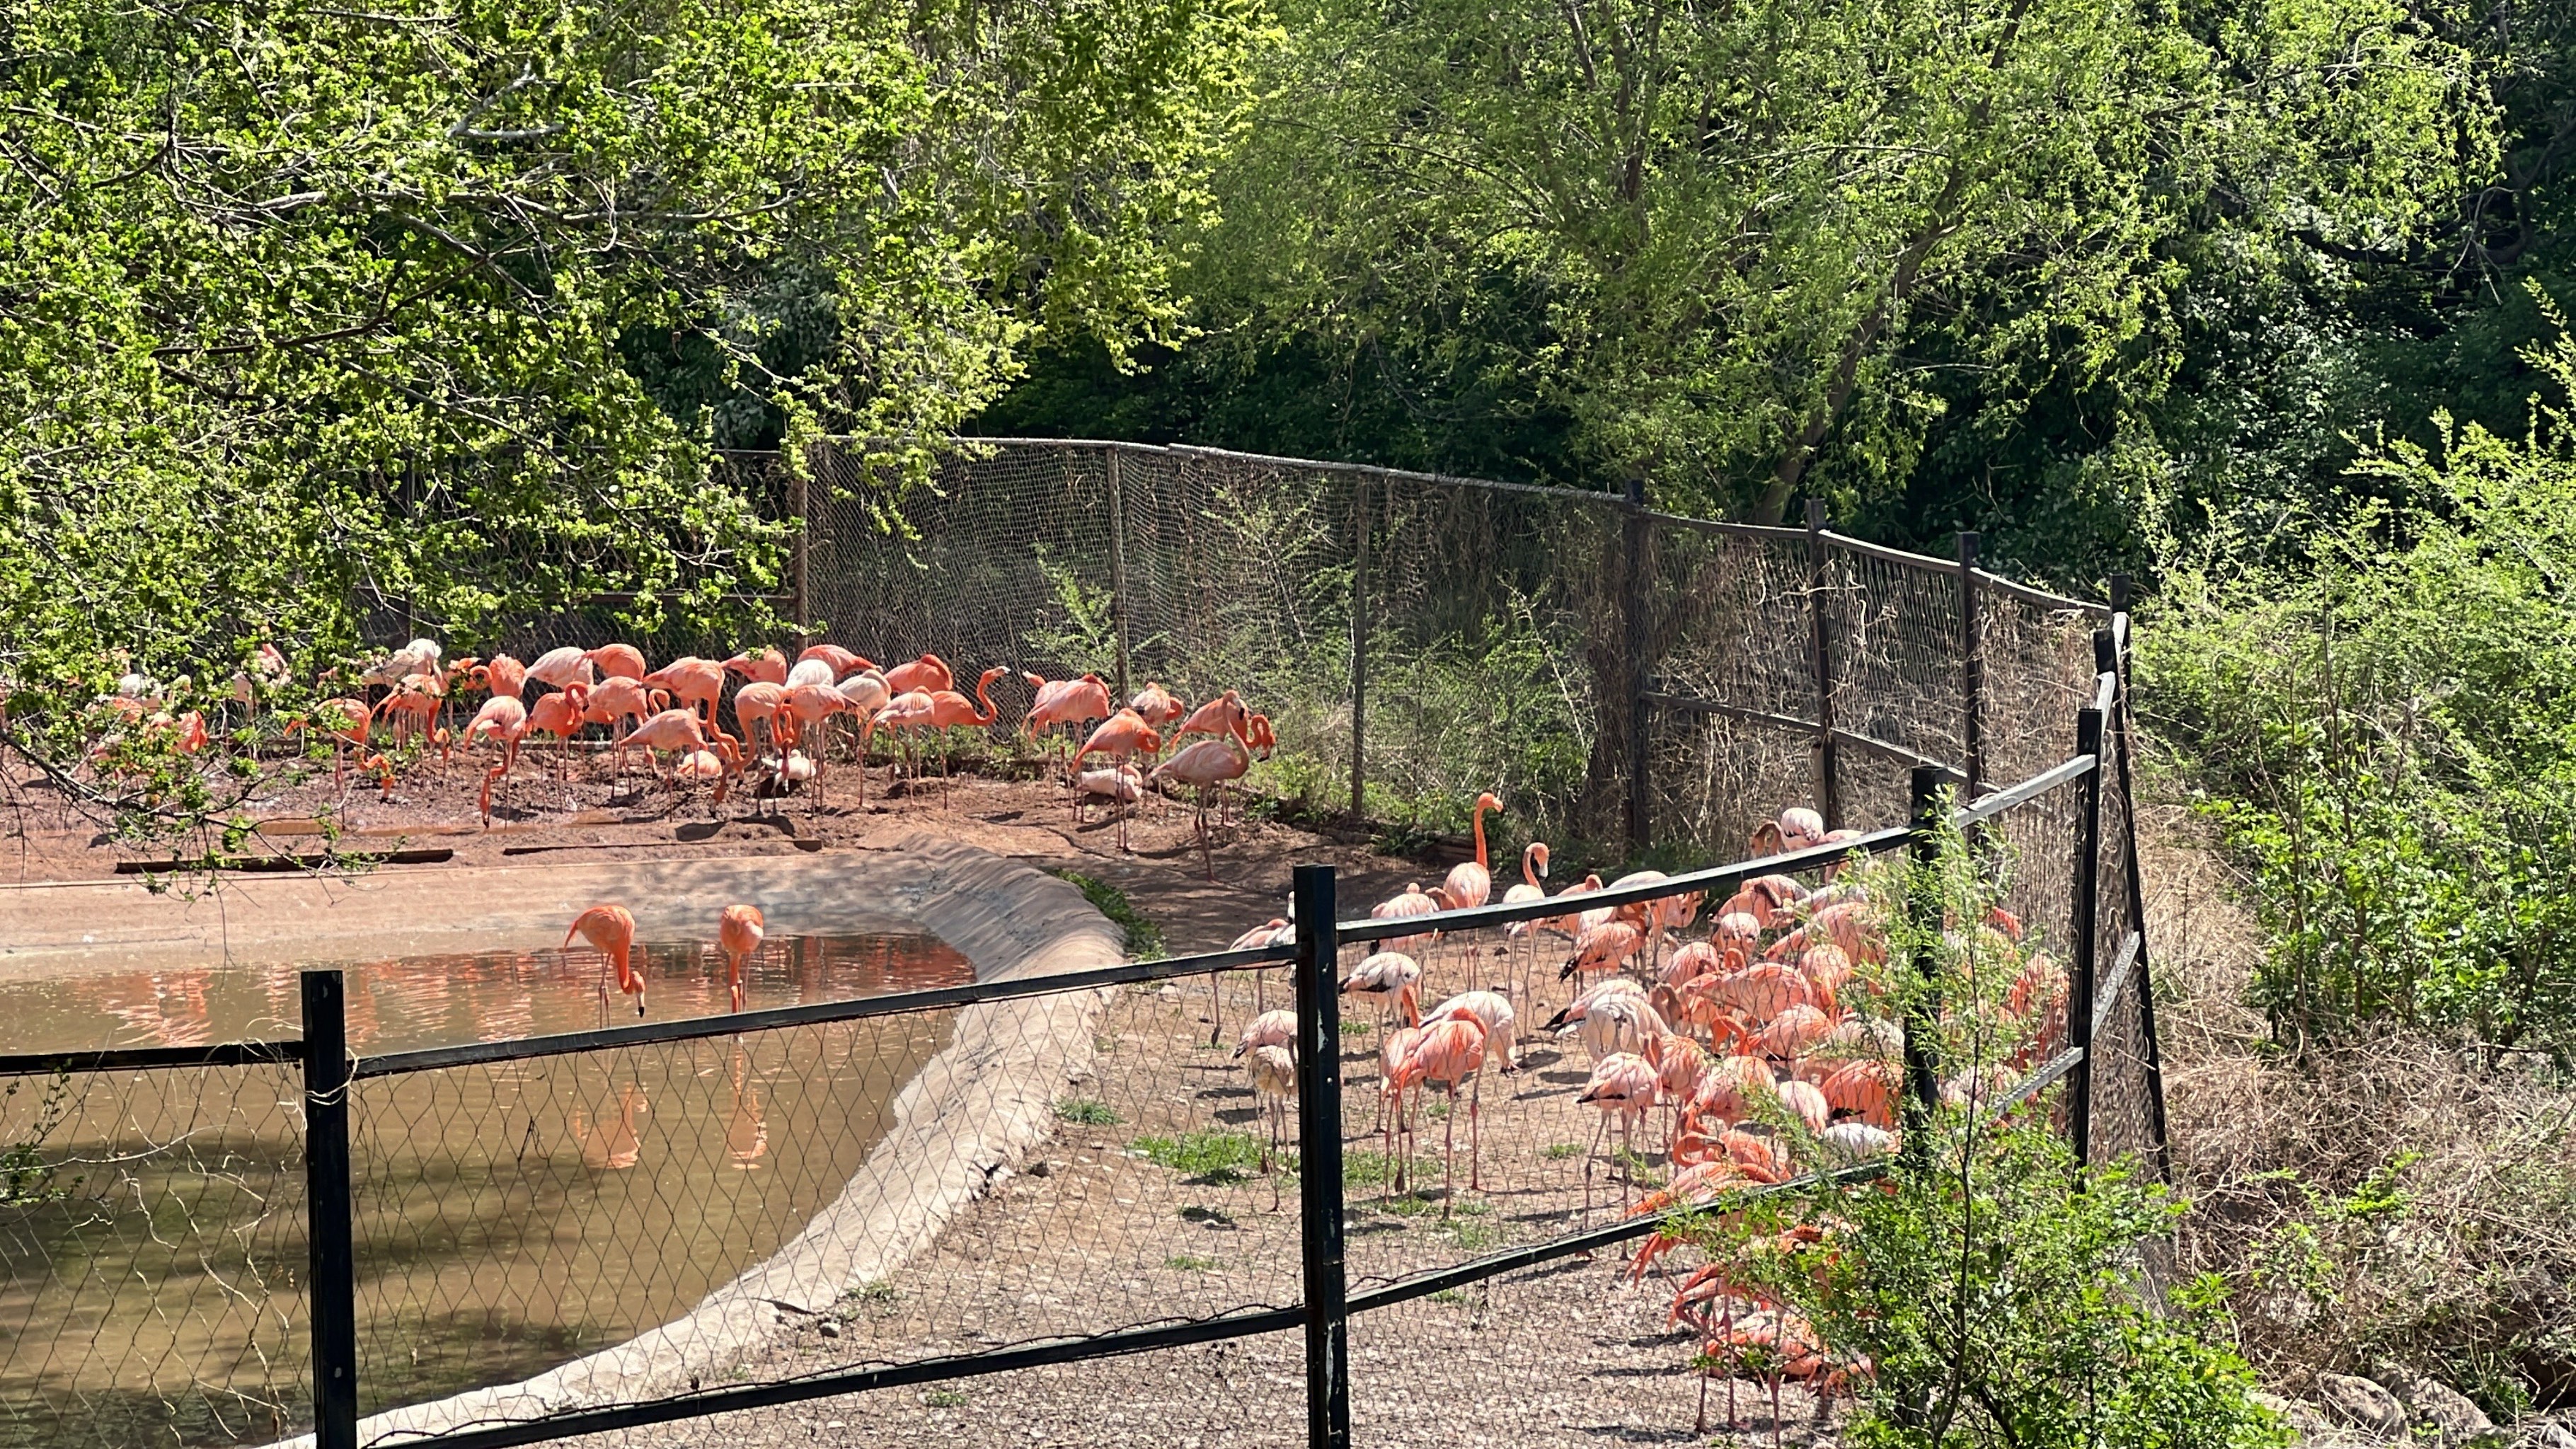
[355,942,1294,1080]
[1336,828,1911,945]
[1956,752,2096,826]
[817,434,2116,611]
[0,1039,303,1079]
[1977,566,2115,620]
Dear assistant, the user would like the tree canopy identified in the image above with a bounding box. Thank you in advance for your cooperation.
[0,0,1260,699]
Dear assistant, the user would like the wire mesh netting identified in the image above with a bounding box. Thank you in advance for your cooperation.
[0,1063,309,1449]
[335,963,1301,1441]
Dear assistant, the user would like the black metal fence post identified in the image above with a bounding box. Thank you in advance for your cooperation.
[1292,864,1350,1449]
[2103,580,2173,1179]
[1899,766,1945,1170]
[2069,701,2105,1171]
[1105,447,1135,702]
[1622,476,1652,854]
[1809,500,1841,829]
[1957,531,1984,801]
[301,970,359,1449]
[1350,477,1372,821]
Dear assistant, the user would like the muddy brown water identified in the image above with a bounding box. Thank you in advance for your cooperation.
[0,928,971,1448]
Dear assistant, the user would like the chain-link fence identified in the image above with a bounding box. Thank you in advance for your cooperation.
[3,440,2167,1448]
[788,439,2108,862]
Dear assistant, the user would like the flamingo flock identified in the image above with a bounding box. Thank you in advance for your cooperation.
[156,637,1282,841]
[1192,797,2069,1433]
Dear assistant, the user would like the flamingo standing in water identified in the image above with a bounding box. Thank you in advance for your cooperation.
[1151,717,1250,878]
[565,905,646,1020]
[718,904,765,1011]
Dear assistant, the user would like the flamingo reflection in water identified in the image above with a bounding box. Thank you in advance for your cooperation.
[727,1046,769,1169]
[576,1081,647,1170]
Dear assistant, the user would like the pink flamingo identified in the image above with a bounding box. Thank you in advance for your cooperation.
[565,905,646,1019]
[724,648,788,687]
[625,708,743,801]
[872,689,939,799]
[1440,792,1504,912]
[642,657,728,729]
[461,695,530,824]
[1023,671,1113,786]
[525,646,595,694]
[883,653,954,697]
[1577,1051,1660,1213]
[586,644,648,681]
[718,904,765,1011]
[1386,1015,1489,1207]
[798,644,873,678]
[1150,716,1250,877]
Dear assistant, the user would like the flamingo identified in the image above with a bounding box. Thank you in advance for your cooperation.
[1386,1015,1488,1208]
[1376,1023,1426,1193]
[641,657,728,729]
[1228,916,1294,1012]
[1749,806,1827,858]
[883,654,953,697]
[526,683,591,781]
[361,637,441,689]
[797,643,873,678]
[1440,791,1504,914]
[1371,882,1442,957]
[468,653,528,703]
[783,683,853,804]
[723,647,788,687]
[1422,990,1517,1073]
[1500,841,1552,1005]
[1151,717,1251,878]
[625,708,742,802]
[1340,951,1422,1029]
[582,677,665,780]
[919,666,1008,803]
[832,669,892,777]
[1127,681,1187,800]
[1577,1051,1660,1213]
[1023,671,1112,787]
[1243,1042,1297,1209]
[718,904,765,1011]
[526,646,595,694]
[289,697,392,797]
[585,644,648,681]
[1073,763,1146,850]
[872,689,939,799]
[1560,920,1645,983]
[565,905,646,1019]
[461,695,529,824]
[1168,689,1247,746]
[732,682,793,757]
[785,657,836,690]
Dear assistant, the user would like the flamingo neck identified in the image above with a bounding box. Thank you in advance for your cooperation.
[972,673,997,724]
[1472,802,1490,870]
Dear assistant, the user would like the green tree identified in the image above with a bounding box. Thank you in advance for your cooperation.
[1011,0,2485,529]
[0,0,1259,729]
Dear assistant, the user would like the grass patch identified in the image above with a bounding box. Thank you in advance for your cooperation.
[1380,1191,1493,1220]
[1425,1099,1452,1120]
[1440,1215,1505,1251]
[1342,1018,1373,1037]
[1342,1149,1440,1190]
[1610,1148,1665,1189]
[1134,1131,1284,1184]
[1047,870,1167,957]
[1053,1097,1120,1126]
[1542,1142,1587,1161]
[840,1281,897,1315]
[1165,1254,1221,1271]
[924,1388,967,1409]
[1430,1288,1470,1306]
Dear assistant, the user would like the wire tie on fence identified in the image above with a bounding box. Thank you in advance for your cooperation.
[304,1048,361,1109]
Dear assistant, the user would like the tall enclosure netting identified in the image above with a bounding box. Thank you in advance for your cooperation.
[0,1063,311,1449]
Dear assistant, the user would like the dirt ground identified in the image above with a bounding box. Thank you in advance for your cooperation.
[0,744,1837,1448]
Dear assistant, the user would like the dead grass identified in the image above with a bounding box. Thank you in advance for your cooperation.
[2143,802,2576,1414]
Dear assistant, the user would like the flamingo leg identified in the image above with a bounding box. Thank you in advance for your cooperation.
[1439,1083,1456,1218]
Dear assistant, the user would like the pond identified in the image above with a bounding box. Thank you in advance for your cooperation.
[0,925,974,1448]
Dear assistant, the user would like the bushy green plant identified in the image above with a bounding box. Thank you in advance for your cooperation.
[1681,821,2278,1449]
[2144,293,2576,1054]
